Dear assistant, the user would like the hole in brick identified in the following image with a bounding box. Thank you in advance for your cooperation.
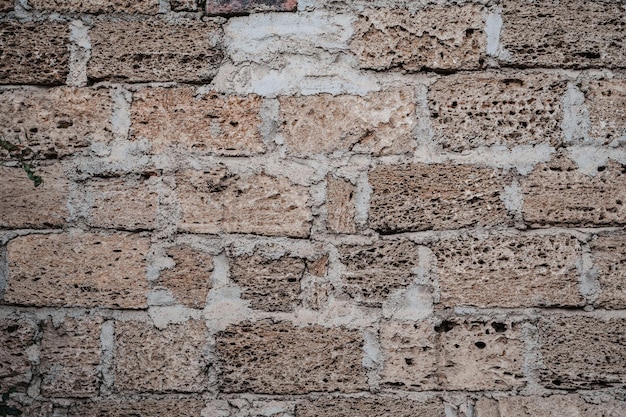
[575,51,601,59]
[553,379,562,386]
[597,166,606,172]
[454,344,460,348]
[434,320,457,333]
[5,325,19,333]
[465,28,475,37]
[404,358,414,365]
[57,120,73,129]
[491,322,507,332]
[474,341,486,349]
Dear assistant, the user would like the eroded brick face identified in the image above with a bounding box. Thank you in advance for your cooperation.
[156,246,213,309]
[0,318,37,388]
[206,0,297,16]
[297,397,445,417]
[591,235,626,309]
[29,0,159,13]
[584,79,626,144]
[67,399,205,417]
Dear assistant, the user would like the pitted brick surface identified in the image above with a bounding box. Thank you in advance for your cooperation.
[207,0,297,15]
[156,246,213,309]
[585,79,626,144]
[326,176,357,234]
[29,0,159,13]
[68,399,205,417]
[297,397,445,417]
[475,395,626,417]
[591,235,626,309]
[0,318,37,388]
[0,0,13,11]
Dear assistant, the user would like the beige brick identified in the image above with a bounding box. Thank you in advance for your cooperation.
[89,20,223,83]
[5,232,149,309]
[297,397,445,417]
[338,239,421,306]
[177,169,311,237]
[29,0,158,13]
[0,88,114,158]
[591,235,626,309]
[115,320,208,392]
[0,22,69,85]
[326,176,357,234]
[501,0,626,69]
[131,88,265,156]
[40,317,102,398]
[521,157,626,227]
[0,165,69,229]
[68,399,205,417]
[434,234,584,308]
[369,164,513,233]
[0,0,13,11]
[351,6,485,72]
[429,73,567,151]
[217,320,367,394]
[0,318,37,388]
[585,79,626,144]
[279,90,416,156]
[475,395,626,417]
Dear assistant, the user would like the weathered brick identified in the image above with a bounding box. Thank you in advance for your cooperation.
[156,246,213,309]
[29,0,159,13]
[369,164,513,233]
[350,6,486,72]
[0,22,69,85]
[591,235,626,309]
[0,165,69,229]
[171,0,197,11]
[0,88,114,158]
[584,79,626,144]
[0,318,37,388]
[115,320,208,392]
[433,234,584,308]
[5,233,149,309]
[475,395,626,417]
[40,317,102,398]
[279,90,416,156]
[131,88,264,156]
[68,399,205,417]
[88,20,224,83]
[429,74,567,151]
[217,320,367,394]
[1,400,52,417]
[326,176,357,234]
[297,397,445,417]
[521,157,626,227]
[206,0,296,15]
[0,0,13,11]
[177,169,311,237]
[501,0,626,69]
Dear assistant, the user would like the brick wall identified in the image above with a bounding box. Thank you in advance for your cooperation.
[1,0,625,415]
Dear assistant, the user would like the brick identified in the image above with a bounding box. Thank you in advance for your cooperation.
[0,318,37,388]
[131,88,264,156]
[369,164,513,233]
[350,6,485,72]
[338,239,421,306]
[88,20,224,83]
[5,232,149,309]
[156,246,213,309]
[0,88,114,158]
[171,0,197,11]
[297,397,445,417]
[0,165,69,229]
[429,74,567,151]
[521,157,626,227]
[40,317,102,398]
[591,235,626,309]
[433,234,584,308]
[177,169,311,237]
[475,395,626,417]
[230,255,305,312]
[0,22,69,85]
[585,79,626,144]
[501,0,626,69]
[206,0,296,16]
[68,399,205,417]
[29,0,158,13]
[279,90,416,156]
[381,319,524,391]
[0,0,13,11]
[1,401,52,417]
[217,320,367,394]
[326,176,357,234]
[115,320,208,392]
[538,316,626,389]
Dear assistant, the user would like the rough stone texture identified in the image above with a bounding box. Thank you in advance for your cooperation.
[381,319,524,391]
[40,317,102,398]
[369,164,513,233]
[217,320,367,394]
[591,235,626,309]
[177,169,311,237]
[171,0,197,11]
[338,239,421,306]
[5,233,149,309]
[230,255,305,312]
[0,88,113,158]
[326,176,357,234]
[351,6,486,72]
[68,399,205,417]
[88,20,224,83]
[29,0,159,13]
[0,0,13,11]
[433,234,584,308]
[501,0,626,69]
[131,88,264,156]
[521,157,626,227]
[297,397,445,417]
[585,79,626,144]
[115,320,208,392]
[538,316,626,389]
[0,22,69,85]
[475,395,626,417]
[0,318,37,388]
[429,74,566,151]
[0,165,69,229]
[207,0,297,15]
[1,400,53,417]
[279,90,416,156]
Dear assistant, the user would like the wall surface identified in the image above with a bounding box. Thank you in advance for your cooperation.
[1,0,626,415]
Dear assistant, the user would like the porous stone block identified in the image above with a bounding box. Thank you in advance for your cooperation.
[131,88,265,156]
[0,165,69,229]
[433,234,584,308]
[177,169,311,237]
[88,20,224,83]
[0,318,37,388]
[585,79,626,144]
[279,90,416,156]
[521,157,626,227]
[591,235,626,309]
[501,0,626,69]
[5,232,149,309]
[350,6,486,72]
[171,0,196,11]
[0,0,13,11]
[229,255,305,312]
[369,164,513,233]
[156,246,213,309]
[0,22,69,85]
[326,176,357,234]
[206,0,296,15]
[429,73,566,151]
[217,320,367,394]
[40,317,102,398]
[475,395,626,417]
[68,399,205,417]
[29,0,159,13]
[115,320,208,392]
[0,88,113,158]
[297,397,445,417]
